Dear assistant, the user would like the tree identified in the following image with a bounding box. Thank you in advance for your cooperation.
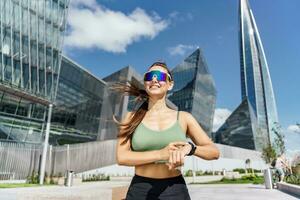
[272,122,286,155]
[261,144,277,164]
[261,122,286,164]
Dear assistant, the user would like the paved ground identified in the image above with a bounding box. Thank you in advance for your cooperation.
[0,181,299,200]
[188,184,299,200]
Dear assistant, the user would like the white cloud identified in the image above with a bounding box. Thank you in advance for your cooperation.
[64,1,168,53]
[287,124,300,134]
[167,44,197,56]
[168,11,193,22]
[212,108,232,132]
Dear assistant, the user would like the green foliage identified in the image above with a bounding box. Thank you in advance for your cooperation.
[195,170,203,176]
[184,170,193,177]
[233,168,261,174]
[0,183,41,188]
[241,174,258,181]
[261,122,286,164]
[233,168,246,174]
[82,173,110,182]
[262,143,277,164]
[184,170,213,177]
[194,175,264,184]
[202,171,212,175]
[272,122,286,155]
[285,174,300,185]
[26,170,39,184]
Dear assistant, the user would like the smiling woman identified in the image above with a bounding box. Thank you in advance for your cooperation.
[112,61,220,200]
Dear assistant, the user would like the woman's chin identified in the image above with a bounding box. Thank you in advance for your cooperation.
[147,91,165,97]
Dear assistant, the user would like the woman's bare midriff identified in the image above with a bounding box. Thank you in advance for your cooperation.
[135,163,182,178]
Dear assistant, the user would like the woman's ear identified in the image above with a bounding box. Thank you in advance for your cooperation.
[168,82,174,91]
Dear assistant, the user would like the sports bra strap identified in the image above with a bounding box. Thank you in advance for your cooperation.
[177,110,180,120]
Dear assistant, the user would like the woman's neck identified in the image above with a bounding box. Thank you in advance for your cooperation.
[148,96,168,113]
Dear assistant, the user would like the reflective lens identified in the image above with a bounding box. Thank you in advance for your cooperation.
[144,70,171,82]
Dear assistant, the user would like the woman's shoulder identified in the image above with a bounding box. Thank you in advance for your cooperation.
[178,111,193,119]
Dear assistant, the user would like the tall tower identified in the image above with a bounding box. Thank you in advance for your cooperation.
[239,0,279,147]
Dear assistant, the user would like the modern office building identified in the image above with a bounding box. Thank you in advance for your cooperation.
[0,0,69,143]
[215,0,279,151]
[215,98,259,149]
[103,66,144,122]
[0,1,215,146]
[168,49,216,138]
[50,56,116,145]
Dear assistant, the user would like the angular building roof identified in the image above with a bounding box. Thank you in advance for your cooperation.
[168,48,216,137]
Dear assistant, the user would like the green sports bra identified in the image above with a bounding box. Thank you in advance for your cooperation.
[131,111,187,153]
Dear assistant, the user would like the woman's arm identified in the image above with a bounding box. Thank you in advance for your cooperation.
[165,112,220,170]
[184,111,220,160]
[116,112,185,166]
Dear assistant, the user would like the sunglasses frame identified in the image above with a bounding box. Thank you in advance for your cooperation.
[143,70,172,82]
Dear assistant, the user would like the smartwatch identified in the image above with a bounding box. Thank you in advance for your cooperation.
[186,142,197,156]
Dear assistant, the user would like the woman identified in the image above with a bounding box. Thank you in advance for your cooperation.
[114,61,220,200]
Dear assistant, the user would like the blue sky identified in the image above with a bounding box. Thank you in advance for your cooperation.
[63,0,300,154]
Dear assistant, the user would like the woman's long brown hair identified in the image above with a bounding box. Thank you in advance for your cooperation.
[111,62,173,145]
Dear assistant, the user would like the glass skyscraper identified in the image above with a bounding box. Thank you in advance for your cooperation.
[0,0,69,143]
[216,0,279,151]
[239,0,279,148]
[168,49,216,137]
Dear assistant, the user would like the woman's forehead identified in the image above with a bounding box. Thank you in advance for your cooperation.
[148,65,168,73]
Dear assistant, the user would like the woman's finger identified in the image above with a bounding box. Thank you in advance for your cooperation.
[180,151,185,165]
[176,150,181,164]
[169,150,173,165]
[173,141,187,147]
[173,151,177,165]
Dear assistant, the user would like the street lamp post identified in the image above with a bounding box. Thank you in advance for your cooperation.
[39,104,53,185]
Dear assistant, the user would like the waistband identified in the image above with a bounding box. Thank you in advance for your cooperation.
[132,174,186,185]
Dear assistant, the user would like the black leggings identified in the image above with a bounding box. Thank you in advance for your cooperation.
[125,174,191,200]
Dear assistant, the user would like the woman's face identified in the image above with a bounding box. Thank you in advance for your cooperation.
[144,65,173,97]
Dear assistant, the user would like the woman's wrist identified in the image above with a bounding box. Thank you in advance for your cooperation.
[157,149,167,161]
[183,143,192,156]
[185,142,197,156]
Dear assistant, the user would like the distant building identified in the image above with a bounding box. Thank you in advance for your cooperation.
[168,49,216,138]
[216,0,279,151]
[50,56,116,144]
[215,99,259,150]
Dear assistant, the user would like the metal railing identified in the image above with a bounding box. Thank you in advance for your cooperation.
[0,139,117,180]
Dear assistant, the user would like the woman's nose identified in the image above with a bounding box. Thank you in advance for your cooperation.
[151,76,158,82]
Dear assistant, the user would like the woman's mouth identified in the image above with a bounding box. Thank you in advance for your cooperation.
[150,85,160,89]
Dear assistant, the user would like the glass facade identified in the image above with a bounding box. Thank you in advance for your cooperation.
[239,0,279,148]
[0,0,69,143]
[168,49,216,137]
[103,66,144,121]
[0,0,69,102]
[50,56,117,145]
[215,98,262,150]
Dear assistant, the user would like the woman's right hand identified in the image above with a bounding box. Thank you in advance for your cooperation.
[159,142,187,161]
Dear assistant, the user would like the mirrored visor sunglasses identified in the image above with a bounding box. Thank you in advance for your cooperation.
[143,70,172,82]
